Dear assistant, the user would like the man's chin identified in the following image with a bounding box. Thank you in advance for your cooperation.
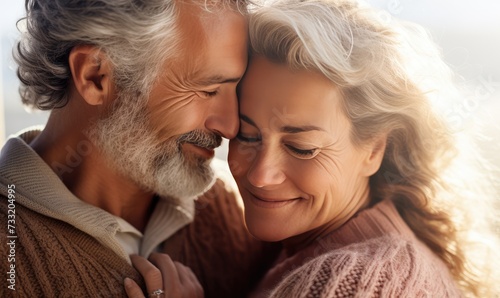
[152,156,215,199]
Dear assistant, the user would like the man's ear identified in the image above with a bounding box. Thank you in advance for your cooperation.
[69,45,113,106]
[361,134,387,177]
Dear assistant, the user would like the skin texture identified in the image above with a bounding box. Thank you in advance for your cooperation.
[124,254,203,298]
[146,5,247,155]
[228,57,386,255]
[29,2,248,232]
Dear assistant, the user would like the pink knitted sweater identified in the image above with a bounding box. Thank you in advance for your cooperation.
[251,200,462,297]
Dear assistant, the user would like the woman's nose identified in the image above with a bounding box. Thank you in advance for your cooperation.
[246,148,286,188]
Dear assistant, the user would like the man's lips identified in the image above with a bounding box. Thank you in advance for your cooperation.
[182,142,216,158]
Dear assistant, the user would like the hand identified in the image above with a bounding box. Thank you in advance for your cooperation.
[124,253,204,298]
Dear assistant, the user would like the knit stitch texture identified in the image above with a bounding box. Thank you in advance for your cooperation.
[252,201,462,298]
[0,198,146,297]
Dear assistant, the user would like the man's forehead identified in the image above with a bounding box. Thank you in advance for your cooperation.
[162,1,247,88]
[175,0,247,40]
[176,1,207,40]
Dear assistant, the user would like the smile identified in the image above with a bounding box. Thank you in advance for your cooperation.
[247,192,303,209]
[182,143,215,159]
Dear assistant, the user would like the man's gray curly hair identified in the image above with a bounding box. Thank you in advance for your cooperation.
[15,0,249,110]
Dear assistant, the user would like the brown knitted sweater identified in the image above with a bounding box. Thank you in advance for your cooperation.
[0,198,146,297]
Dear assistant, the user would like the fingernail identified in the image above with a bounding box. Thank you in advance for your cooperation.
[124,277,133,288]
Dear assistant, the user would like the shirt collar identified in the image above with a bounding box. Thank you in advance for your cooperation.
[0,127,196,260]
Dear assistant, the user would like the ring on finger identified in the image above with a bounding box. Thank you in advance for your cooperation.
[149,289,164,297]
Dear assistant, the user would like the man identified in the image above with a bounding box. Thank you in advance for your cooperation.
[0,0,275,297]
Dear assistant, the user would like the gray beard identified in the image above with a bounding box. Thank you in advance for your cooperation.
[85,92,217,202]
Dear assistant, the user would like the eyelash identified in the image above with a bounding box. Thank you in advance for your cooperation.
[203,90,218,97]
[285,144,316,157]
[236,133,261,143]
[237,133,317,158]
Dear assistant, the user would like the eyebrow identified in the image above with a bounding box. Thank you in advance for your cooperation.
[240,114,326,133]
[240,114,257,127]
[281,125,326,133]
[199,75,241,85]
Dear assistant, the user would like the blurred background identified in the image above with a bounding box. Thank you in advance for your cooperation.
[1,0,499,173]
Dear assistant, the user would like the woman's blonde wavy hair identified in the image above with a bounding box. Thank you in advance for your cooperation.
[249,0,499,296]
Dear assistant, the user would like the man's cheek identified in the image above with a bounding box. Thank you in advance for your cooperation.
[151,100,207,138]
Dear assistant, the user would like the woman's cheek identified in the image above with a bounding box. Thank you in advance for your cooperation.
[228,141,253,178]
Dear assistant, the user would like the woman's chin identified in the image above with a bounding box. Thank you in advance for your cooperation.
[245,219,290,242]
[251,233,284,243]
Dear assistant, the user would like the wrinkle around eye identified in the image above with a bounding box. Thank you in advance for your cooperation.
[283,135,337,159]
[157,70,213,99]
[149,92,199,114]
[312,152,342,178]
[195,90,219,98]
[284,144,320,159]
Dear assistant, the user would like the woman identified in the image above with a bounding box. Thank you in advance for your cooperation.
[226,0,499,297]
[127,0,499,296]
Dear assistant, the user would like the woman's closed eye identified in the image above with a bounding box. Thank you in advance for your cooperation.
[285,144,319,159]
[236,133,261,143]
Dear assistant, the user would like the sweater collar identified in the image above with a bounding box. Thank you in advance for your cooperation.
[290,199,416,260]
[317,199,415,248]
[0,127,195,260]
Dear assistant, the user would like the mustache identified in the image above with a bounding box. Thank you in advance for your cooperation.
[178,130,222,150]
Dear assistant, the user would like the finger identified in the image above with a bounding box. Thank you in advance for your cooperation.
[124,277,146,298]
[130,255,163,294]
[174,262,204,298]
[173,262,189,285]
[148,253,181,296]
[174,262,198,287]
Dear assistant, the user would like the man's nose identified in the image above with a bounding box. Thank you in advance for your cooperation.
[205,90,239,139]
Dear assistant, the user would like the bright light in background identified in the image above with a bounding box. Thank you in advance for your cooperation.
[1,2,51,144]
[0,42,4,143]
[1,0,499,165]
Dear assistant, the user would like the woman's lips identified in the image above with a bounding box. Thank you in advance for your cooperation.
[247,192,302,209]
